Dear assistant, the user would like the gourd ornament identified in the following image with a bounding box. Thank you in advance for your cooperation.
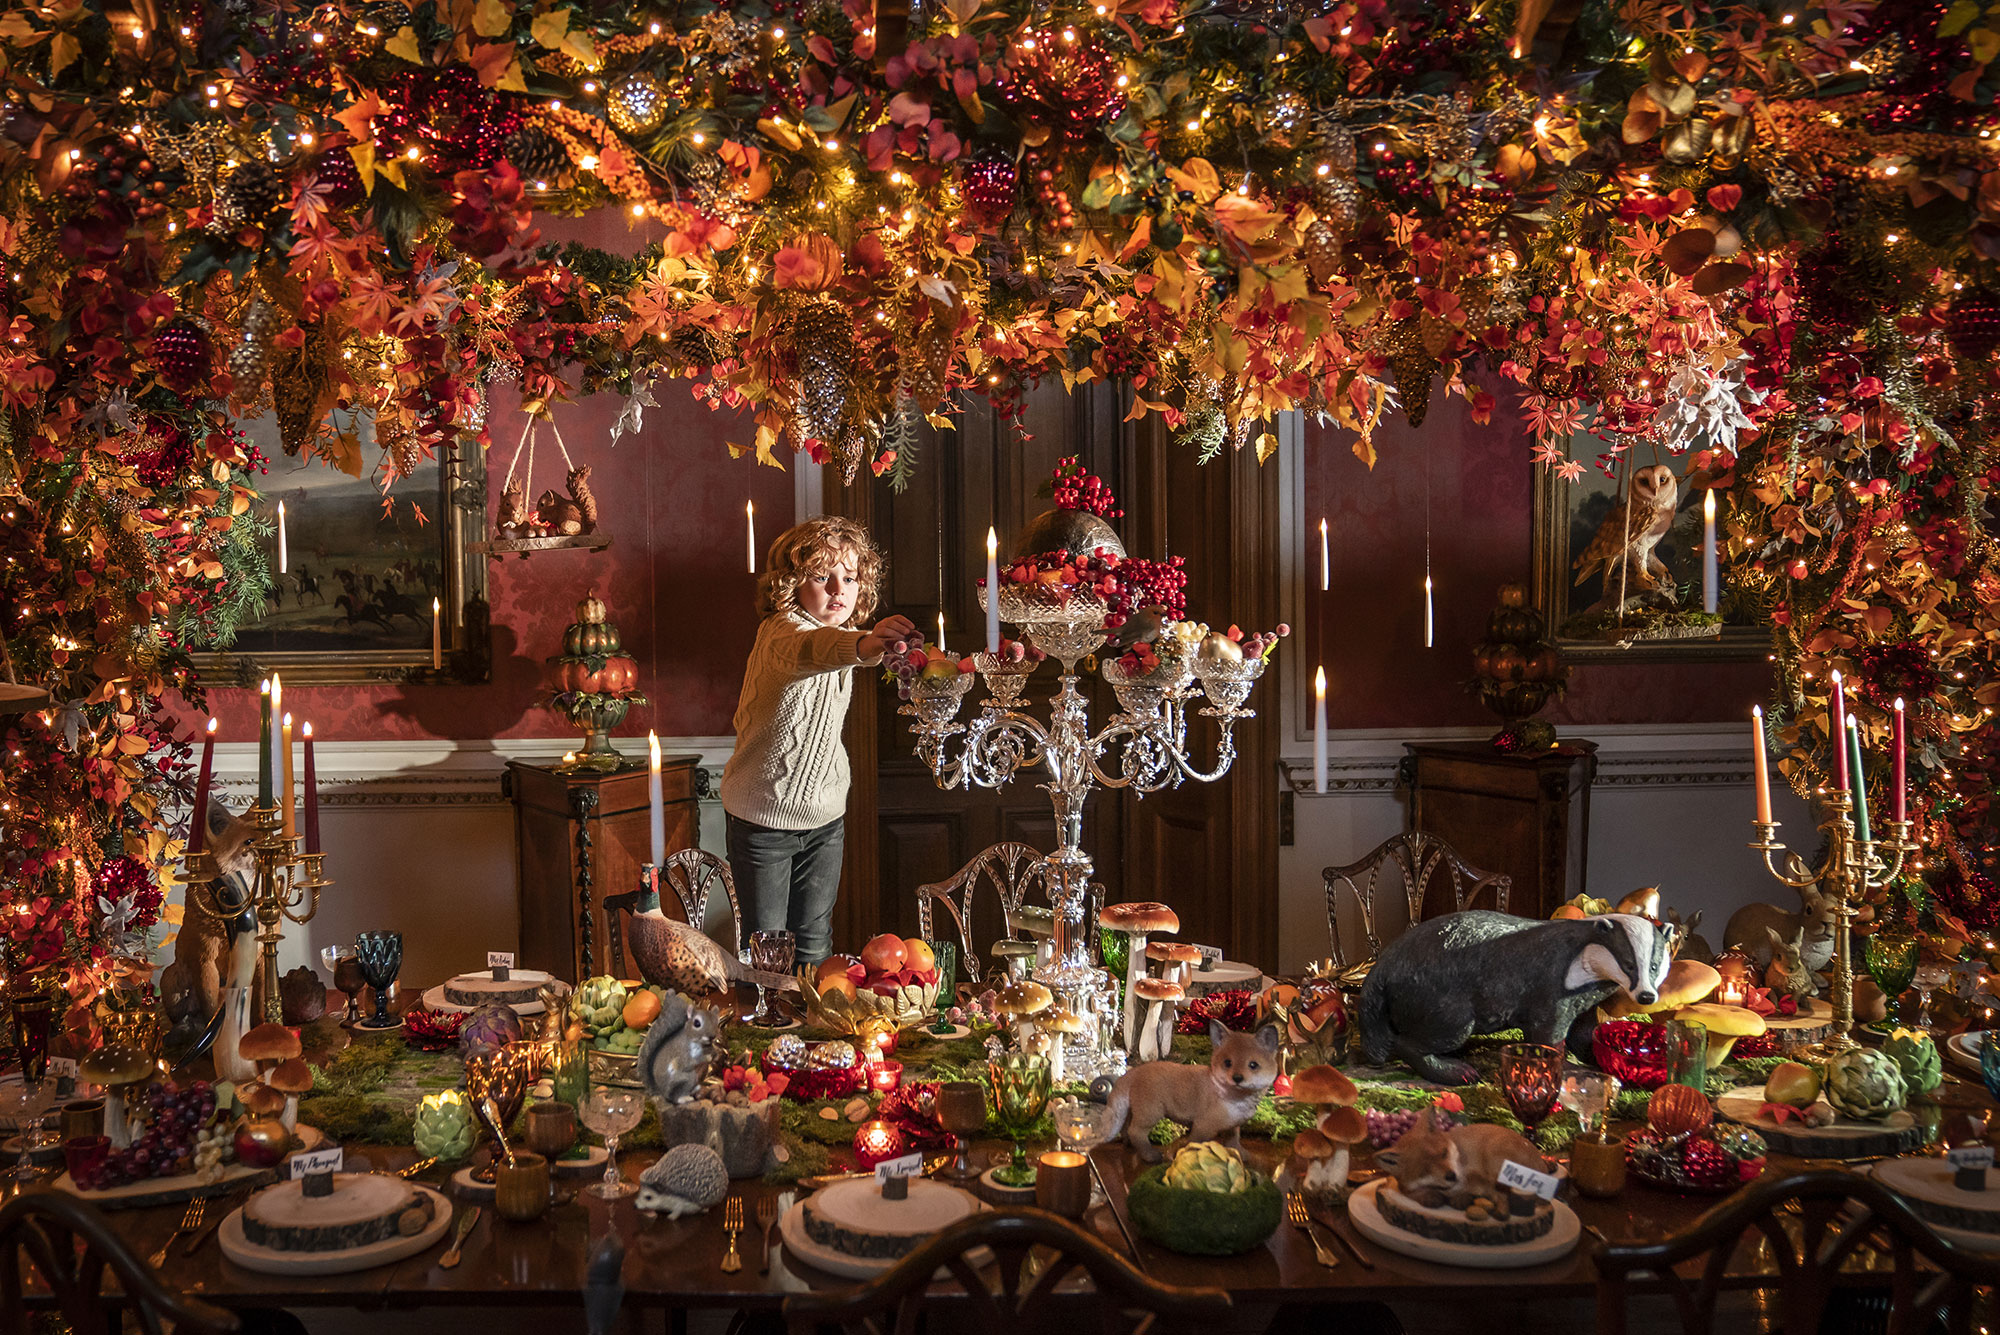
[1469,583,1569,745]
[548,589,647,766]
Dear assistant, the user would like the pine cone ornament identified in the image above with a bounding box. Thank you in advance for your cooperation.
[1857,32,1915,87]
[357,0,412,38]
[667,326,736,369]
[897,300,953,410]
[1302,220,1343,284]
[106,492,150,572]
[790,302,855,447]
[1680,1134,1735,1189]
[500,127,568,186]
[217,160,285,227]
[1947,291,2000,362]
[1262,90,1312,148]
[1386,322,1436,427]
[228,299,279,395]
[1311,175,1360,225]
[151,319,211,389]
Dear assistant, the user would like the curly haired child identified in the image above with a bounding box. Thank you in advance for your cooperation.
[719,516,914,969]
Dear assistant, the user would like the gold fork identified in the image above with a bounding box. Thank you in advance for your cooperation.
[150,1197,206,1268]
[755,1194,782,1274]
[1285,1194,1339,1269]
[720,1196,744,1274]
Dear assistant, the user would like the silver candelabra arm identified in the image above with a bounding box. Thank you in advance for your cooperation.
[1084,708,1243,791]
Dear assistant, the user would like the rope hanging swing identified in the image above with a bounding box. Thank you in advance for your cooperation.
[469,410,610,559]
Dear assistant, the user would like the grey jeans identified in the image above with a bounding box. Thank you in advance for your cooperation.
[726,814,845,969]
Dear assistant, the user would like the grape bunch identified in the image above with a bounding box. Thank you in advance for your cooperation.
[73,1081,220,1190]
[879,639,977,702]
[1050,456,1123,519]
[1363,1104,1459,1149]
[193,1120,236,1180]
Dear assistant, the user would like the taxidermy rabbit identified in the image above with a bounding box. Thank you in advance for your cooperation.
[639,991,723,1107]
[1725,884,1837,974]
[1763,926,1820,1004]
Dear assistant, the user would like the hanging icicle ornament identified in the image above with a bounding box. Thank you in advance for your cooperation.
[472,412,611,558]
[1423,439,1435,648]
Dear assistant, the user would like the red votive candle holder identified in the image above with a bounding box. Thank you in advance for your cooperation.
[854,1119,907,1170]
[62,1135,109,1183]
[869,1060,903,1094]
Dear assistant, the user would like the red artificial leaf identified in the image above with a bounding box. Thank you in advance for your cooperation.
[1662,228,1716,276]
[1691,262,1754,296]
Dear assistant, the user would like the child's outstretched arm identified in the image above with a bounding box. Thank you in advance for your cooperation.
[858,614,917,661]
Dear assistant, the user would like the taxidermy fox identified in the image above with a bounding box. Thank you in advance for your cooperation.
[1102,1021,1281,1162]
[1374,1118,1547,1209]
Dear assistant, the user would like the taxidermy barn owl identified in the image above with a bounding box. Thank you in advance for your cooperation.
[1573,464,1679,611]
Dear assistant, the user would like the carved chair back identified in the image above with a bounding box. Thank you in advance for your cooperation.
[1322,830,1510,971]
[914,843,1104,984]
[1594,1168,2000,1335]
[781,1208,1231,1335]
[0,1189,238,1335]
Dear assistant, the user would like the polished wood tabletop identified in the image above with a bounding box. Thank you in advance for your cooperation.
[31,1069,1994,1313]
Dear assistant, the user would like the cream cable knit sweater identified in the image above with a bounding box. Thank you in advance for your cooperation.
[719,611,884,831]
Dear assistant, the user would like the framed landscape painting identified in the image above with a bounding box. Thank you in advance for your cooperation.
[190,414,489,685]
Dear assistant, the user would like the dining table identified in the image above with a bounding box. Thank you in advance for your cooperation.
[15,1075,1994,1329]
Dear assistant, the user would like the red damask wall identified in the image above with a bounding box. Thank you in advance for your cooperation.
[1303,382,1772,729]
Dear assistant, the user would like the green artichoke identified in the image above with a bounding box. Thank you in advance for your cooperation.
[413,1091,476,1161]
[1128,1160,1282,1255]
[1162,1141,1252,1194]
[1823,1048,1909,1121]
[577,976,629,1041]
[1882,1028,1942,1094]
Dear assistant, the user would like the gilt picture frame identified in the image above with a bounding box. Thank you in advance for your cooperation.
[189,415,490,685]
[1529,448,1767,664]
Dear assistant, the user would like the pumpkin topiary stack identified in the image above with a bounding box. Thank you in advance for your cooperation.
[1469,582,1569,752]
[549,589,647,768]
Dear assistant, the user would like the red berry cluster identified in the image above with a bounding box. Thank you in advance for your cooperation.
[1050,456,1122,518]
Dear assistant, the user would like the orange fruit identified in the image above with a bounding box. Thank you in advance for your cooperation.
[903,938,936,973]
[622,990,662,1030]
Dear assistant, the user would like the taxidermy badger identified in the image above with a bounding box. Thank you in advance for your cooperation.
[1360,911,1672,1084]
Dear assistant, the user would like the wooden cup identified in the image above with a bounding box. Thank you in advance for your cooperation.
[1569,1132,1627,1198]
[1035,1151,1092,1218]
[524,1100,577,1159]
[493,1152,551,1222]
[60,1099,103,1142]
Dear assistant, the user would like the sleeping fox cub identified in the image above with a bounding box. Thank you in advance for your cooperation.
[1102,1021,1281,1162]
[1374,1118,1547,1209]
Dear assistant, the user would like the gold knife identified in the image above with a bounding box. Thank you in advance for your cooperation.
[397,1157,438,1179]
[438,1205,481,1269]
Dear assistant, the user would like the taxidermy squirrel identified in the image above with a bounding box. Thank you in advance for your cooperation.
[535,489,584,536]
[567,465,597,531]
[1102,1020,1281,1162]
[496,479,528,536]
[638,991,723,1107]
[1374,1118,1547,1210]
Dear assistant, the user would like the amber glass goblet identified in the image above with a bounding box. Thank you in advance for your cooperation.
[937,1080,986,1180]
[1498,1042,1564,1142]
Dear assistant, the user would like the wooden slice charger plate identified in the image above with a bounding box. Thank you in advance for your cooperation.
[1760,998,1835,1051]
[1714,1088,1922,1159]
[1346,1179,1579,1269]
[219,1180,453,1275]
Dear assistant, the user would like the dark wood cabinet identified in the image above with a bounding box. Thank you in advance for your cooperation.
[1402,740,1598,921]
[505,756,699,982]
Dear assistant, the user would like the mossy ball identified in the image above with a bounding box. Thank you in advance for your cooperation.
[1125,1164,1283,1255]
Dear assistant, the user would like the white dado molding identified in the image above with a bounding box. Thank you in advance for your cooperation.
[200,737,735,808]
[1277,721,1763,794]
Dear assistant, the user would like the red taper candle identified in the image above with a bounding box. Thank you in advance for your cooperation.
[1829,670,1848,793]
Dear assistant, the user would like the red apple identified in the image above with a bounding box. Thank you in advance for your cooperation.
[860,933,908,974]
[233,1117,289,1168]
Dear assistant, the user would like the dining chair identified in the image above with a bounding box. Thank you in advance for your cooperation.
[1321,830,1509,974]
[781,1208,1231,1335]
[1594,1168,2000,1335]
[0,1188,238,1335]
[914,843,1105,984]
[603,847,743,976]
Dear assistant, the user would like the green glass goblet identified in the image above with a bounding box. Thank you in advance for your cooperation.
[1865,933,1919,1024]
[986,1052,1051,1188]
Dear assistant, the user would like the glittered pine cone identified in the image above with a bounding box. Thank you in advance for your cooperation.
[500,127,568,185]
[218,160,285,225]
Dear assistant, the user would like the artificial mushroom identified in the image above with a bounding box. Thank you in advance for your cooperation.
[266,1057,315,1133]
[993,979,1053,1053]
[1315,1104,1370,1197]
[237,1078,289,1130]
[1601,958,1721,1020]
[1099,902,1181,1053]
[990,939,1039,983]
[1672,1002,1768,1067]
[240,1021,302,1081]
[79,1043,153,1150]
[1288,1065,1364,1194]
[1133,976,1184,1063]
[1146,941,1204,992]
[1034,1006,1086,1084]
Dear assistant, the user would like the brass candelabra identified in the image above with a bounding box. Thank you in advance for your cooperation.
[1750,793,1914,1060]
[177,804,330,1024]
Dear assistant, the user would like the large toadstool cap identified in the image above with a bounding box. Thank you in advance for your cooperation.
[1289,1065,1359,1107]
[1145,941,1203,965]
[240,1022,302,1064]
[1318,1104,1370,1145]
[266,1058,315,1095]
[1608,959,1721,1017]
[994,979,1053,1018]
[79,1044,152,1087]
[1099,902,1180,934]
[1038,1006,1086,1034]
[1673,1002,1766,1037]
[1133,977,1183,1004]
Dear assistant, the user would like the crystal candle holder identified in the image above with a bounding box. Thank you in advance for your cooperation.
[973,653,1038,709]
[910,672,976,727]
[1192,653,1265,714]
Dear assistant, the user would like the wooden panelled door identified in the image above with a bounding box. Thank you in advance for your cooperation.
[823,384,1279,970]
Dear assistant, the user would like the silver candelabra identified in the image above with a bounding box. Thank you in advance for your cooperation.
[905,583,1265,1073]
